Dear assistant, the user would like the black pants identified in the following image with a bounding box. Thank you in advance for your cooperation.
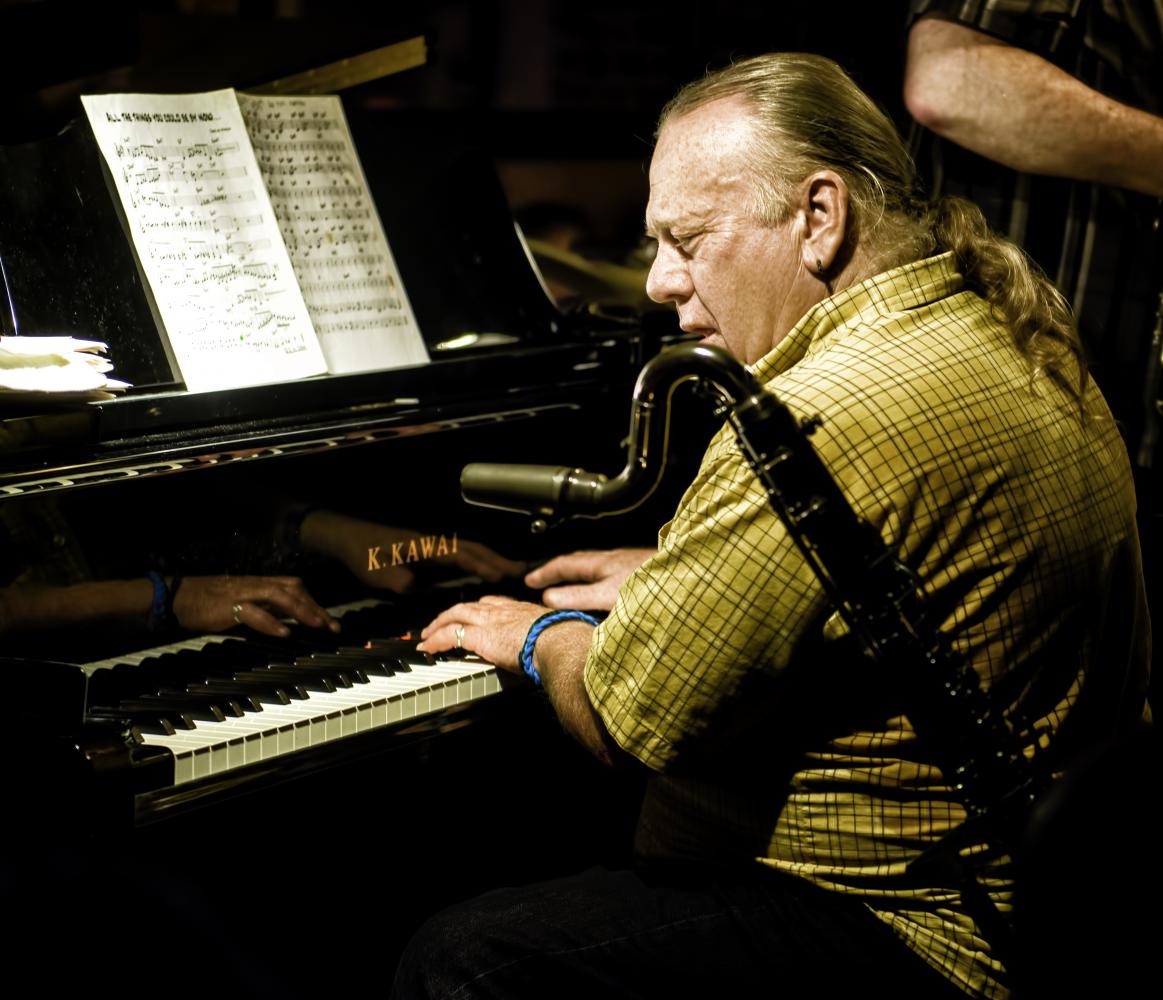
[391,864,970,999]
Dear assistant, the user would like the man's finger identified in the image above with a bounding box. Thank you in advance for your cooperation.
[525,551,605,588]
[420,602,483,639]
[255,585,338,632]
[542,583,606,609]
[417,622,470,654]
[242,603,293,638]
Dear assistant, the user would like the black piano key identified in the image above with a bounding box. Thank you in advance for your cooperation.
[324,650,406,676]
[124,695,229,723]
[361,637,421,656]
[176,642,276,675]
[362,639,436,665]
[433,649,487,663]
[155,687,248,719]
[278,658,357,688]
[189,683,266,712]
[247,664,339,693]
[89,705,197,732]
[247,625,343,656]
[301,655,373,683]
[85,601,461,743]
[230,672,308,701]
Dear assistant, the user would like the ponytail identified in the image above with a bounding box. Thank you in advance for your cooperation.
[928,196,1089,406]
[659,54,1089,408]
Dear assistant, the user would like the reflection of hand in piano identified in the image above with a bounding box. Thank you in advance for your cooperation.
[299,509,528,594]
[0,573,337,638]
[172,574,338,637]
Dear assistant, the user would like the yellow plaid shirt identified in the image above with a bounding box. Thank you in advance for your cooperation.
[584,253,1150,998]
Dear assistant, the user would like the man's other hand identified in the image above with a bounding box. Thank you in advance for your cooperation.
[525,548,655,611]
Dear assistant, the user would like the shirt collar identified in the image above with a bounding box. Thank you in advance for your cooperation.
[749,252,964,382]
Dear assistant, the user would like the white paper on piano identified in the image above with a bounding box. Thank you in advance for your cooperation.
[236,93,428,373]
[80,90,329,392]
[0,335,130,398]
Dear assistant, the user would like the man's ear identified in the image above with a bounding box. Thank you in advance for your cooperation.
[796,170,849,277]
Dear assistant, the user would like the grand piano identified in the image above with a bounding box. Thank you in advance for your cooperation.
[0,42,671,987]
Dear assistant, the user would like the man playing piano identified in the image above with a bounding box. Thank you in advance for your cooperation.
[401,53,1150,998]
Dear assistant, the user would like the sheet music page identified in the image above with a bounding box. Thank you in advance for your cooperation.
[236,93,429,373]
[80,90,328,391]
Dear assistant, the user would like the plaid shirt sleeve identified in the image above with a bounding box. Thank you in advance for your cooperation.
[584,425,830,771]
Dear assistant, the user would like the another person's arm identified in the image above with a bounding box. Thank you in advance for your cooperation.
[904,16,1163,197]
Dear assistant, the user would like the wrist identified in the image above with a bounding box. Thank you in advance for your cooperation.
[280,503,322,559]
[520,610,599,686]
[146,572,183,631]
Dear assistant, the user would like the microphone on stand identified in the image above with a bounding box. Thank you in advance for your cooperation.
[459,464,608,523]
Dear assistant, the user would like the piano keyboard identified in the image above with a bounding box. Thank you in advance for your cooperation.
[80,599,505,787]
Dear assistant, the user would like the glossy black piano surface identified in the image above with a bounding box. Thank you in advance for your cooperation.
[0,93,666,995]
[0,14,686,993]
[0,79,684,847]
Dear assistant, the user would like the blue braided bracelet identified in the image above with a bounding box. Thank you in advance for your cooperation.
[520,610,600,686]
[147,571,183,631]
[146,571,168,631]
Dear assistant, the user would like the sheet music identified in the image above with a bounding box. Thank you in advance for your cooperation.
[81,90,328,391]
[237,93,428,373]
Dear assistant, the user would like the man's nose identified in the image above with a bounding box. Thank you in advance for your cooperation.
[645,244,692,304]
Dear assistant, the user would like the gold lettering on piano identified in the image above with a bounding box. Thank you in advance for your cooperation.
[367,533,458,572]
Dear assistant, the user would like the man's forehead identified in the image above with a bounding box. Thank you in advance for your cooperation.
[647,97,756,229]
[654,96,757,165]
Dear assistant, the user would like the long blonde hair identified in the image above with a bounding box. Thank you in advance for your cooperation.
[658,53,1087,402]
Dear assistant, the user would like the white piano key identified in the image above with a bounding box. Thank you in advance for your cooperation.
[95,599,510,786]
[137,655,506,784]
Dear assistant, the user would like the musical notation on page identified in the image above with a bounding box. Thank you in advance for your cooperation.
[82,90,327,392]
[236,93,427,374]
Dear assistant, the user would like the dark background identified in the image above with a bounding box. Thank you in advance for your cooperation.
[0,0,915,265]
[1,6,1154,993]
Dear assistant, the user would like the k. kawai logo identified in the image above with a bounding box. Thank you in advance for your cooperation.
[367,533,458,571]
